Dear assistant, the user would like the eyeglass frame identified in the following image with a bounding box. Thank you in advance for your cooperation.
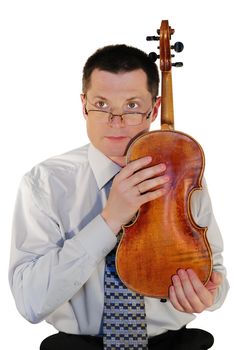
[83,94,153,126]
[84,106,152,126]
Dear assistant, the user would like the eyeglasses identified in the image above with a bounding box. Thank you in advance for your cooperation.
[85,107,152,126]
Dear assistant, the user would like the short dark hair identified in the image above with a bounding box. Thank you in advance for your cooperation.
[82,44,159,99]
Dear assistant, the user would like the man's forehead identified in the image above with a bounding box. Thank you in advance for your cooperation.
[88,69,150,99]
[90,68,147,80]
[90,94,145,101]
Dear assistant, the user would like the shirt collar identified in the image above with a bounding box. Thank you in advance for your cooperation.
[88,143,122,190]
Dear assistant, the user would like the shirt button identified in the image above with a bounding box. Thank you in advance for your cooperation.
[74,281,81,286]
[160,298,167,303]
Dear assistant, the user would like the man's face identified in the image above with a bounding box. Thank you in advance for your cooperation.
[81,68,160,165]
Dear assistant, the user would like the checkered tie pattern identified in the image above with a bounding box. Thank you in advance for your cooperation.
[103,245,148,350]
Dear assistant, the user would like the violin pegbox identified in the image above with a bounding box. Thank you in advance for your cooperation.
[146,20,184,69]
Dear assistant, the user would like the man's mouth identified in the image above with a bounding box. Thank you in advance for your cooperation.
[105,136,129,141]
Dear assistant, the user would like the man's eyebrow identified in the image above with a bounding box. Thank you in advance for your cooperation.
[92,96,143,100]
[92,95,108,100]
[125,97,143,101]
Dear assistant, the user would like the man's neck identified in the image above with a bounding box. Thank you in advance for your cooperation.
[109,156,126,167]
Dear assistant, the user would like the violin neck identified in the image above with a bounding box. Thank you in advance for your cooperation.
[161,71,174,130]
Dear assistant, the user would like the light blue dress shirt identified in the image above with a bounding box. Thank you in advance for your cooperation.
[9,143,229,337]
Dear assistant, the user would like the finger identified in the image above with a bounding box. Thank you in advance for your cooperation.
[169,285,185,312]
[137,174,170,194]
[177,269,209,312]
[186,269,213,307]
[138,181,171,204]
[171,275,193,313]
[117,156,153,181]
[128,163,167,188]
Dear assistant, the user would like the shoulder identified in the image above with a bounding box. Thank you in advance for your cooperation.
[22,144,91,195]
[29,143,89,174]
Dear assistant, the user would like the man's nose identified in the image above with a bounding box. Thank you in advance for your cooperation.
[109,114,125,128]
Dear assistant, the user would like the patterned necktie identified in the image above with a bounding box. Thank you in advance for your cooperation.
[103,243,148,350]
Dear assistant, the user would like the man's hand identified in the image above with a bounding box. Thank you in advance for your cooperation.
[169,269,223,313]
[101,156,170,234]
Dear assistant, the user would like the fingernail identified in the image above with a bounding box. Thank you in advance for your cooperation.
[178,269,186,277]
[172,275,179,283]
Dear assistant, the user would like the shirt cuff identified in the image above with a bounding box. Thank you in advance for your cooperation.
[73,214,117,263]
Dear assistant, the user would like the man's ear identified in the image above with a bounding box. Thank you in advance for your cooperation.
[151,97,161,122]
[80,94,87,118]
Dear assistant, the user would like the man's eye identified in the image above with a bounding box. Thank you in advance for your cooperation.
[128,102,138,109]
[96,101,108,109]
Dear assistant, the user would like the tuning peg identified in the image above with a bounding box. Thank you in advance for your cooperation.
[172,62,183,67]
[146,36,160,41]
[148,52,160,62]
[171,42,184,53]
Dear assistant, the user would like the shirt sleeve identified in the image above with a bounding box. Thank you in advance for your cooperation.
[9,173,117,324]
[191,179,229,310]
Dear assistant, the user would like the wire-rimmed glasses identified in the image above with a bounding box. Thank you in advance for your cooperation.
[85,108,152,126]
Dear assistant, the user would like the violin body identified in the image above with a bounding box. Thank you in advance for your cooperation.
[116,130,212,298]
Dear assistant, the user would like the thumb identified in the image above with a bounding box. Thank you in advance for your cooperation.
[206,271,223,294]
[210,271,223,286]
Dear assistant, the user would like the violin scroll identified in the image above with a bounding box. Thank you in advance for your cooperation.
[147,20,184,69]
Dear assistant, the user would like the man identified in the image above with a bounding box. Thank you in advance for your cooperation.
[9,44,229,349]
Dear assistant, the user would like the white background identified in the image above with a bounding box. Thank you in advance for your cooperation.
[0,0,233,349]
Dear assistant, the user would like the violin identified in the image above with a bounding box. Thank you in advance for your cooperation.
[116,20,212,299]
